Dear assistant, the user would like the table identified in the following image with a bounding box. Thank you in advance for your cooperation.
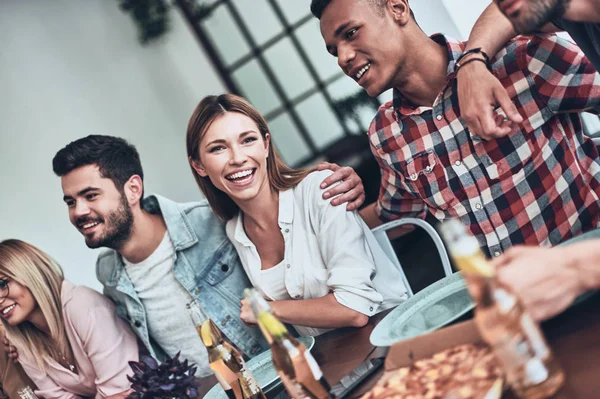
[312,292,600,398]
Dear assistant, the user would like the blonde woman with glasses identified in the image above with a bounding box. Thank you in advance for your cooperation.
[0,239,138,399]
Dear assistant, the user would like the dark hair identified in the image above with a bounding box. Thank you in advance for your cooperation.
[310,0,414,20]
[52,135,144,194]
[186,94,312,221]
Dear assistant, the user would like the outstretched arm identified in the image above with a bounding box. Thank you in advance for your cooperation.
[457,3,523,139]
[492,240,600,321]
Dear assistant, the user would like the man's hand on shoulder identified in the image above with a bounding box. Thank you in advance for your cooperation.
[316,162,365,211]
[491,245,585,321]
[456,57,523,139]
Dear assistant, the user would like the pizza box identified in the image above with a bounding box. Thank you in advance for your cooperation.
[384,319,482,371]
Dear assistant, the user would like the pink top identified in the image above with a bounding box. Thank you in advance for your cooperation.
[19,281,139,399]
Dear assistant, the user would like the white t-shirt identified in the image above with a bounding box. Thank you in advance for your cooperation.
[123,232,211,376]
[259,261,292,301]
[226,170,408,336]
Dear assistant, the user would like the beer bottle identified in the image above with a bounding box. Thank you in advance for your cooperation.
[16,387,40,399]
[439,220,565,399]
[186,300,265,399]
[244,288,334,399]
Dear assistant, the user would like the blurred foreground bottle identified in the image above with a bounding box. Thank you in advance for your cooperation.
[439,220,565,399]
[187,300,265,399]
[244,289,334,399]
[16,387,39,399]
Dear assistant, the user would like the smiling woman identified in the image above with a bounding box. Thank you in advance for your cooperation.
[0,239,138,399]
[186,94,408,336]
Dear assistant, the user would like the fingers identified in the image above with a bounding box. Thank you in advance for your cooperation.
[330,185,364,207]
[316,161,340,172]
[320,165,351,189]
[494,86,523,124]
[346,193,366,211]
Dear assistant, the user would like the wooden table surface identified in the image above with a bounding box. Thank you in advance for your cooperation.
[312,292,600,399]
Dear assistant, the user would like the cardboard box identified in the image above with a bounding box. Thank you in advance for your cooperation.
[385,319,482,371]
[365,320,504,399]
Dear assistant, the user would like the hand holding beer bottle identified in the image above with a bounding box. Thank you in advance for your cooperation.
[439,220,565,399]
[244,289,334,399]
[186,300,265,399]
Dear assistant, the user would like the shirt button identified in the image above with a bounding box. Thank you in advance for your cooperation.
[294,295,300,299]
[436,115,443,121]
[369,306,374,312]
[424,165,432,173]
[454,160,461,166]
[286,264,291,269]
[410,173,418,181]
[134,320,142,328]
[285,228,290,233]
[475,203,482,210]
[494,251,501,257]
[221,264,229,272]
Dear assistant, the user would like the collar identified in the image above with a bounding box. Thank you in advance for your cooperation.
[231,189,294,247]
[392,34,465,117]
[142,194,198,251]
[101,194,198,287]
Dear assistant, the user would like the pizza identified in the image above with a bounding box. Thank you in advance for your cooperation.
[361,343,503,399]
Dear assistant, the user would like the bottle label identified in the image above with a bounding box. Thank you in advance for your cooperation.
[520,314,550,359]
[239,363,262,394]
[304,349,323,380]
[17,387,39,399]
[524,358,550,384]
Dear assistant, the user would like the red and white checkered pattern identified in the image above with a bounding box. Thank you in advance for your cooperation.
[370,34,600,257]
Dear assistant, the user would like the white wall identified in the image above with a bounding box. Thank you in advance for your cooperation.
[0,0,495,292]
[0,1,225,291]
[441,0,491,39]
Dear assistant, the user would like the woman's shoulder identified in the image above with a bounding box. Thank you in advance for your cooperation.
[293,170,333,199]
[62,281,114,315]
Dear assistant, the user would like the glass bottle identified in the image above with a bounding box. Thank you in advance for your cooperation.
[187,300,265,399]
[16,387,39,399]
[439,219,565,399]
[244,288,334,399]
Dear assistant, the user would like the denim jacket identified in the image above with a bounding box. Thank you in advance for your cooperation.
[96,195,268,361]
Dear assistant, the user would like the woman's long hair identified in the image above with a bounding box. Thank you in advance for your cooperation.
[0,239,73,374]
[186,94,313,221]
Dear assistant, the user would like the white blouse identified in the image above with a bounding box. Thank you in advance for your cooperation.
[226,170,408,336]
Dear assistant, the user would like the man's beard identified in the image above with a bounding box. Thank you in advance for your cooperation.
[506,0,570,34]
[83,196,134,250]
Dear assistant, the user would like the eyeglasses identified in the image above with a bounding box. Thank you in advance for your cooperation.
[0,279,10,302]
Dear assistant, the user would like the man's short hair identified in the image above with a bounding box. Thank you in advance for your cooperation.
[52,134,144,193]
[310,0,414,20]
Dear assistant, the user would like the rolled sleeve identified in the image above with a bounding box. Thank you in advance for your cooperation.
[306,171,384,316]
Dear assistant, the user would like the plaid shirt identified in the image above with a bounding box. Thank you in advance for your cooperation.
[370,34,600,257]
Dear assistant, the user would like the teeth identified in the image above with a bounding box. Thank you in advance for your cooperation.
[82,222,99,229]
[356,63,371,80]
[2,304,15,315]
[227,170,253,180]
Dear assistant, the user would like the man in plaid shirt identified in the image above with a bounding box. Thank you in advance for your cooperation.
[313,0,600,256]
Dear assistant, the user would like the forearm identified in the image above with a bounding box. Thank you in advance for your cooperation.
[565,240,600,291]
[359,202,382,229]
[270,293,368,329]
[465,3,516,54]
